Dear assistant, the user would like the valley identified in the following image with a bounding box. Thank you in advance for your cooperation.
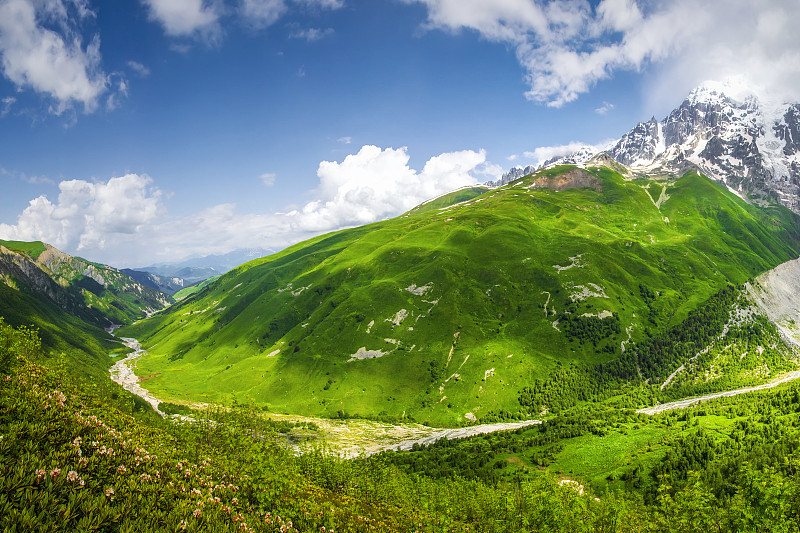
[2,2,797,527]
[101,161,800,470]
[5,100,800,531]
[6,157,800,530]
[119,164,800,426]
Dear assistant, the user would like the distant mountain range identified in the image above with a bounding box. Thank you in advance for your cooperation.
[134,248,272,286]
[119,269,189,296]
[495,81,800,212]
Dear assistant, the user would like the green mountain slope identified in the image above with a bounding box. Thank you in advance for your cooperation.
[122,165,800,425]
[0,240,175,385]
[174,275,222,300]
[0,240,173,327]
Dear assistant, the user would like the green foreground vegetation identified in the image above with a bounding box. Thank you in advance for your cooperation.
[4,320,800,531]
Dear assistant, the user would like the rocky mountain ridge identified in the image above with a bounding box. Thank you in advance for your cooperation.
[0,240,172,327]
[497,82,800,212]
[120,269,188,296]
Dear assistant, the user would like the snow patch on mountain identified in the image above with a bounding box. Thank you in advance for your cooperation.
[499,80,800,213]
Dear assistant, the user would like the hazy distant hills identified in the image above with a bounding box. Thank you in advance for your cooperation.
[135,248,272,285]
[123,163,800,425]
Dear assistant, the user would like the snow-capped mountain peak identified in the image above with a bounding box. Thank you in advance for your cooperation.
[513,81,800,212]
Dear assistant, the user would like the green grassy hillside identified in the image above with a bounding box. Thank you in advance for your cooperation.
[122,165,800,425]
[0,240,176,390]
[0,241,173,328]
[174,275,222,300]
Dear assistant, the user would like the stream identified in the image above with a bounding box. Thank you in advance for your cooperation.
[106,332,798,454]
[108,335,165,417]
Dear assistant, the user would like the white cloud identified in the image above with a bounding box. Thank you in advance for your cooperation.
[142,0,221,38]
[240,0,287,29]
[408,0,800,108]
[595,101,614,115]
[0,174,164,254]
[1,96,15,117]
[291,145,486,231]
[290,27,334,42]
[21,174,56,186]
[337,136,352,144]
[127,61,150,77]
[260,172,276,186]
[295,0,344,9]
[0,146,497,266]
[0,0,108,113]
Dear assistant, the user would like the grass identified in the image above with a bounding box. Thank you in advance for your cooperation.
[0,239,47,259]
[550,424,673,491]
[174,275,222,300]
[120,165,800,426]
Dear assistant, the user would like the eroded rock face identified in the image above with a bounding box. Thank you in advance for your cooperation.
[745,256,800,349]
[0,245,108,324]
[532,168,601,191]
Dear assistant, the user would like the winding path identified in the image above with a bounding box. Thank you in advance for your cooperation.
[637,370,800,415]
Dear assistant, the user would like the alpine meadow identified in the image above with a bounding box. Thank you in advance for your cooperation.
[3,1,800,531]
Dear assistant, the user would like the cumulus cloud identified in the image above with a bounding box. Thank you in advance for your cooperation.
[0,174,164,253]
[291,145,486,231]
[0,0,108,113]
[141,0,221,38]
[0,146,496,266]
[408,0,800,107]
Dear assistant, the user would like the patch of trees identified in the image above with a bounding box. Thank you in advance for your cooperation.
[557,311,621,347]
[519,286,742,414]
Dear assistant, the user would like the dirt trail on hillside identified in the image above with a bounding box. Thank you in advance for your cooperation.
[639,256,800,415]
[638,371,800,414]
[109,337,165,417]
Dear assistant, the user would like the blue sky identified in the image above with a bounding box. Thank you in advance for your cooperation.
[0,0,797,267]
